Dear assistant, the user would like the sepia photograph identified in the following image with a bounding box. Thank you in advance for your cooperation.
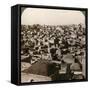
[20,6,87,83]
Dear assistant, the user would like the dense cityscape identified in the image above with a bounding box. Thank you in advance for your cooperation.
[21,24,86,82]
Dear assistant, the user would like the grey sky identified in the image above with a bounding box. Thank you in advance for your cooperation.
[21,8,85,25]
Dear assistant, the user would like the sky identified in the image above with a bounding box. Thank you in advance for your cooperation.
[21,8,85,25]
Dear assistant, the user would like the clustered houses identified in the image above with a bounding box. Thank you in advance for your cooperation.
[21,24,86,81]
